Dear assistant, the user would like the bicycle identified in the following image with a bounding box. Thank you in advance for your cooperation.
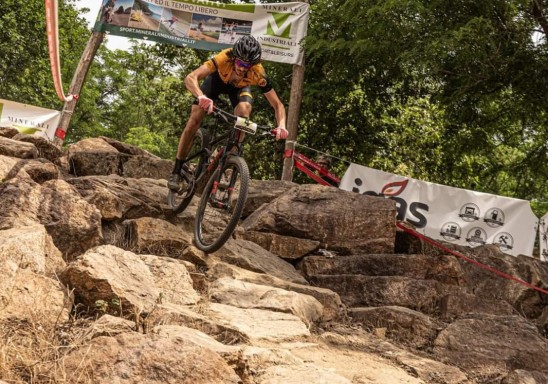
[167,105,274,253]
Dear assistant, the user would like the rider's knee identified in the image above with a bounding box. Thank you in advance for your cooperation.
[235,101,252,116]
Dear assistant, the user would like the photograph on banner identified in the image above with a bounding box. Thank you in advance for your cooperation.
[540,212,548,262]
[0,99,60,141]
[92,0,310,65]
[340,164,539,257]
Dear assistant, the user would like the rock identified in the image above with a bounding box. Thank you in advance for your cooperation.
[433,314,548,377]
[124,217,193,257]
[209,277,324,324]
[63,332,241,384]
[212,238,308,284]
[208,262,344,321]
[242,184,396,254]
[207,303,311,342]
[243,179,297,217]
[349,306,443,349]
[61,245,198,318]
[0,177,103,260]
[12,134,63,162]
[241,231,320,259]
[0,225,65,276]
[0,136,38,158]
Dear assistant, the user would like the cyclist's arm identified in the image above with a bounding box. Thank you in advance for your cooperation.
[184,64,213,98]
[264,89,286,129]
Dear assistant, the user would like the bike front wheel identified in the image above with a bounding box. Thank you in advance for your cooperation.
[194,155,249,253]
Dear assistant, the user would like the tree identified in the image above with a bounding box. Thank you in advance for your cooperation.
[304,0,548,202]
[0,0,90,109]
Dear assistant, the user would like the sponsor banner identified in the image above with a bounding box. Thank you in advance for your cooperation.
[93,0,309,65]
[0,99,60,141]
[340,164,538,257]
[540,212,548,262]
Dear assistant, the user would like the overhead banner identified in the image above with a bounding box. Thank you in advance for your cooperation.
[340,164,539,257]
[93,0,309,65]
[0,99,60,141]
[540,213,548,262]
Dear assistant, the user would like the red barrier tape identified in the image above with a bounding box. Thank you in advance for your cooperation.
[396,222,548,296]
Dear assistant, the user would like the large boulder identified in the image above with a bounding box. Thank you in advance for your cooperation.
[242,184,396,254]
[433,314,548,378]
[0,176,103,260]
[0,136,38,159]
[63,332,241,384]
[61,245,198,318]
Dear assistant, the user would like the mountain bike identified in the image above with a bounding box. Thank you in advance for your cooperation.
[167,105,274,253]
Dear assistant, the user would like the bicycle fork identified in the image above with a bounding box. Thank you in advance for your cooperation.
[209,181,235,210]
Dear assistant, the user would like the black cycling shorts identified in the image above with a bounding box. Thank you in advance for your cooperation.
[197,71,253,108]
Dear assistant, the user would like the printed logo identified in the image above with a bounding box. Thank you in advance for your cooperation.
[440,222,462,241]
[492,232,514,251]
[483,208,505,228]
[353,177,429,229]
[380,179,409,196]
[458,203,480,222]
[266,12,293,38]
[465,227,487,247]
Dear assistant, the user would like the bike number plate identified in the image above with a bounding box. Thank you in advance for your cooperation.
[234,117,257,135]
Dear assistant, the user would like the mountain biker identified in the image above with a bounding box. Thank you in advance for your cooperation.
[168,35,288,191]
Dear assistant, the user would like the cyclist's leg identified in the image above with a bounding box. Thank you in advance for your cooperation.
[169,76,220,190]
[229,86,254,144]
[172,74,220,173]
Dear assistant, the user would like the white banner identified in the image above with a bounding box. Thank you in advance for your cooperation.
[540,212,548,262]
[93,0,310,65]
[340,164,539,257]
[0,99,60,141]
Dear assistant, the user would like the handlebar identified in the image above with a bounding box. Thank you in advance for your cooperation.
[211,106,274,136]
[195,97,275,136]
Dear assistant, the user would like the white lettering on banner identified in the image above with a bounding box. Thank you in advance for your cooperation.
[540,212,548,261]
[340,163,539,257]
[0,98,60,141]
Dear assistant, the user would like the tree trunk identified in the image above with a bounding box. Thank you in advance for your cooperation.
[54,31,104,147]
[281,56,305,181]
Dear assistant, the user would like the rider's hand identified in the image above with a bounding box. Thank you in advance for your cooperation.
[272,127,288,141]
[198,95,214,114]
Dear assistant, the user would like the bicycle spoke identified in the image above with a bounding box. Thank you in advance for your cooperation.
[195,156,249,252]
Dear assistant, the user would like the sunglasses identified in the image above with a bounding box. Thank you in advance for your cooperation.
[235,58,252,69]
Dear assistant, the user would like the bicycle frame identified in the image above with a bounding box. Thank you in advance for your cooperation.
[285,149,341,187]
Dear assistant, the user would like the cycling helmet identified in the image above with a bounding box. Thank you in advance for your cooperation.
[232,35,262,65]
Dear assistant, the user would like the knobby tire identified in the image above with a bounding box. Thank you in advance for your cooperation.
[194,156,249,253]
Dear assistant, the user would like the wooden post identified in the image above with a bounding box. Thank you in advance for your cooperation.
[53,31,104,147]
[281,54,305,181]
[281,0,307,181]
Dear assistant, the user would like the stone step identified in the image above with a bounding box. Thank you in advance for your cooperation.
[300,254,464,286]
[308,274,466,314]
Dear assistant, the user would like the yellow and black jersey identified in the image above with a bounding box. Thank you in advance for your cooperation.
[204,49,273,93]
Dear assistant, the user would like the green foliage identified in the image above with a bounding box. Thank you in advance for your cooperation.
[125,126,171,158]
[0,0,89,109]
[304,0,547,203]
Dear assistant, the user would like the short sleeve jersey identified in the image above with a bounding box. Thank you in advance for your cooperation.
[204,49,273,93]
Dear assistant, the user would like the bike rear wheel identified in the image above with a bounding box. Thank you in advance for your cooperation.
[167,129,208,214]
[194,155,249,253]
